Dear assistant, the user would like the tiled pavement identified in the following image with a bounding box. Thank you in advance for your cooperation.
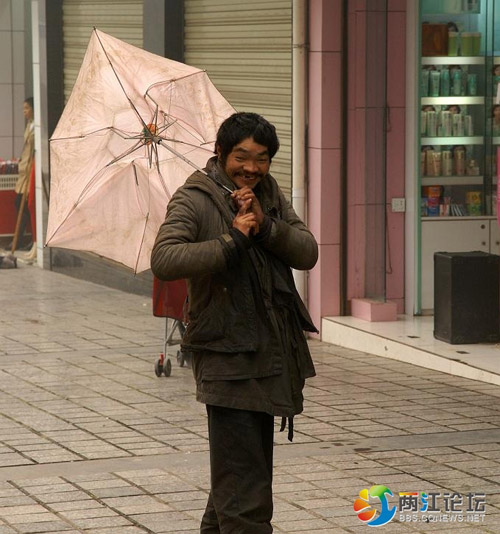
[0,263,499,533]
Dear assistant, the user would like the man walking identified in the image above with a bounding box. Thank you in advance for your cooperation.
[151,112,318,533]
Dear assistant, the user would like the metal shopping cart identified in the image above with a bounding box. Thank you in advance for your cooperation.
[152,277,191,377]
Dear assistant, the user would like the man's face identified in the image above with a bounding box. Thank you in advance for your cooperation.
[218,137,270,190]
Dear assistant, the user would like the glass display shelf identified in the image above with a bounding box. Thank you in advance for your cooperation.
[421,96,484,105]
[421,0,481,15]
[421,175,483,185]
[422,216,495,221]
[422,57,485,65]
[421,136,484,144]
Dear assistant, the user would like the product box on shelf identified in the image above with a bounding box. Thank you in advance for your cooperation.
[422,24,449,56]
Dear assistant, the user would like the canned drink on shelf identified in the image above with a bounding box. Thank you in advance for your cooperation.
[464,115,473,136]
[421,111,427,135]
[427,111,437,136]
[467,73,477,95]
[454,147,466,175]
[441,111,452,136]
[442,150,453,176]
[452,113,464,136]
[452,69,462,95]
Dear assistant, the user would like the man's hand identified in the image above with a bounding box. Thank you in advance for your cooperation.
[232,199,259,237]
[232,187,265,225]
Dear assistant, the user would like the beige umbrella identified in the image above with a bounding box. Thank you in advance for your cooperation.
[46,28,235,273]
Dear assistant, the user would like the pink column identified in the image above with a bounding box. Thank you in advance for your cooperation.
[308,0,343,332]
[346,0,407,314]
[307,0,407,330]
[385,1,407,313]
[346,1,367,301]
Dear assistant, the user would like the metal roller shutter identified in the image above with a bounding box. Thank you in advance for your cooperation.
[62,0,143,101]
[184,0,292,197]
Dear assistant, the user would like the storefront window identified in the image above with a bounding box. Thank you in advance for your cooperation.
[418,0,500,311]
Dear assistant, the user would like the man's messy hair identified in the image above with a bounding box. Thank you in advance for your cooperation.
[215,112,280,163]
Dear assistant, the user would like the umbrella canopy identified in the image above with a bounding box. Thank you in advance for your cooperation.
[46,28,235,273]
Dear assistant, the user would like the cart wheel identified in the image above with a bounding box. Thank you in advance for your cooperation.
[154,358,163,377]
[164,358,172,377]
[177,350,185,367]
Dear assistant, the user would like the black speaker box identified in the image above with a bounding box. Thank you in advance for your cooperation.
[434,251,500,344]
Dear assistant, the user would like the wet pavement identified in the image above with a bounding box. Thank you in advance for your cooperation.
[0,262,499,533]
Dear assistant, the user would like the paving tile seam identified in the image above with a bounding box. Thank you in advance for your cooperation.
[303,395,500,440]
[5,479,99,534]
[0,429,499,482]
[4,344,500,449]
[311,365,500,406]
[0,375,139,462]
[58,477,154,533]
[305,361,500,412]
[0,404,89,465]
[358,444,500,495]
[0,362,207,458]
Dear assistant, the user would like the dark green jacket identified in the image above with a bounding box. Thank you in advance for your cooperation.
[151,161,317,389]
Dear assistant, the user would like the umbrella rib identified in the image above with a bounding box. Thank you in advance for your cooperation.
[157,140,205,173]
[93,28,149,133]
[157,137,214,153]
[154,121,198,144]
[147,93,207,145]
[149,142,169,197]
[132,160,151,274]
[47,140,146,245]
[153,143,160,174]
[51,126,143,142]
[134,210,149,275]
[146,70,208,92]
[75,139,144,207]
[157,140,232,195]
[103,139,145,168]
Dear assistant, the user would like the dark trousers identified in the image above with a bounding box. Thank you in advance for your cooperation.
[14,193,30,247]
[201,405,274,534]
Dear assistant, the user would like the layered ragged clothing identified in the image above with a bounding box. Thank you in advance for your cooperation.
[151,157,318,428]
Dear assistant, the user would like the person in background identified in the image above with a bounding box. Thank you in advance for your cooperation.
[492,104,500,136]
[151,112,318,534]
[11,97,35,251]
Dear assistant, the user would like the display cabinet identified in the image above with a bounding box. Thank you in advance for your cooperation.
[418,0,500,310]
[420,0,495,219]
